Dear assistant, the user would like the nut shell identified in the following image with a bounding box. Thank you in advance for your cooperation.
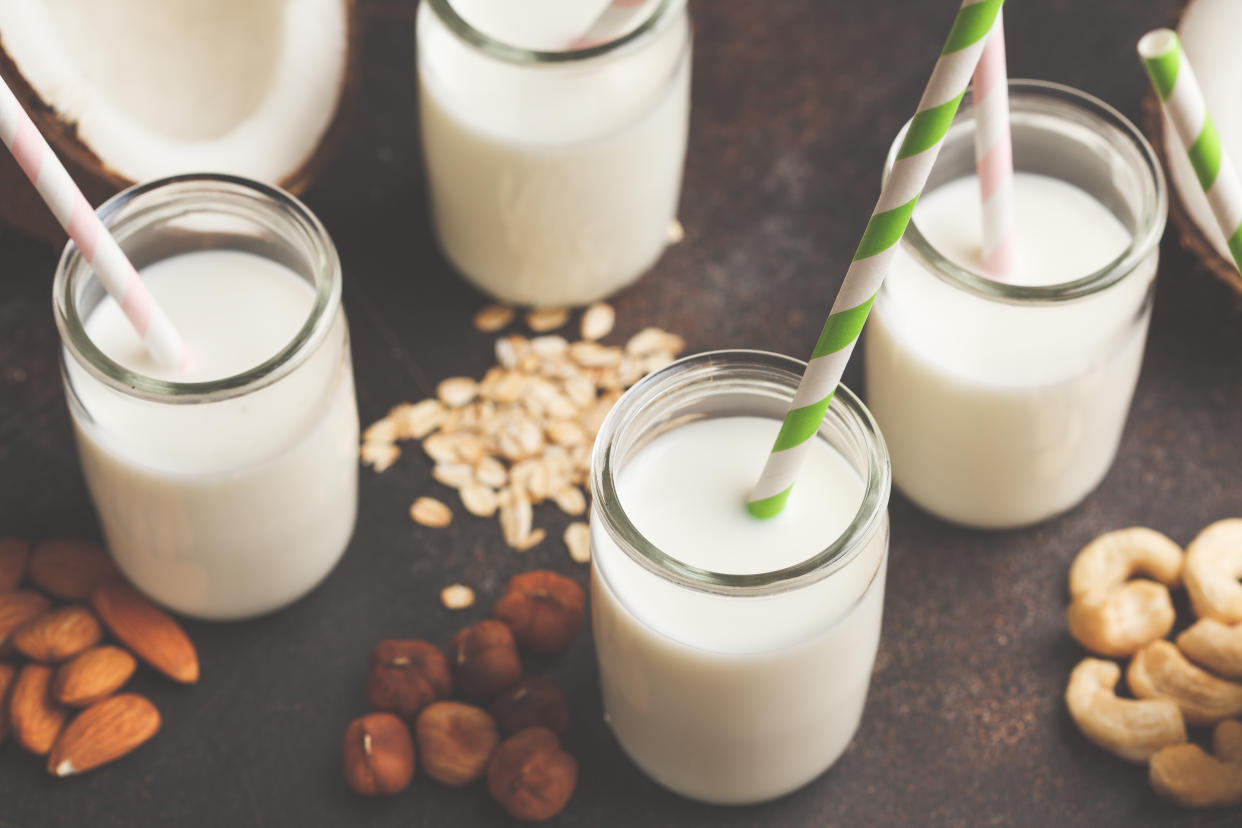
[28,539,117,600]
[453,620,522,701]
[342,713,416,796]
[491,677,569,736]
[11,605,103,663]
[416,701,500,786]
[487,726,578,821]
[366,639,452,721]
[47,693,161,776]
[493,571,585,655]
[53,645,138,707]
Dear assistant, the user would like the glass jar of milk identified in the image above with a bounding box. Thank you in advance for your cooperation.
[54,175,360,621]
[416,0,691,307]
[590,351,891,805]
[864,81,1167,530]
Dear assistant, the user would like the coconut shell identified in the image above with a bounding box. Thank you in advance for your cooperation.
[0,0,362,246]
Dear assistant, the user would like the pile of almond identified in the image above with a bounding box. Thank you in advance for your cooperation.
[0,537,198,776]
[360,302,684,564]
[342,569,584,822]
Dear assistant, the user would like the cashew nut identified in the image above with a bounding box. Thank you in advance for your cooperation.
[1216,719,1242,765]
[1066,580,1175,658]
[1185,519,1242,624]
[1068,527,1182,598]
[1128,640,1242,726]
[1177,619,1242,680]
[1149,744,1242,808]
[1064,658,1185,762]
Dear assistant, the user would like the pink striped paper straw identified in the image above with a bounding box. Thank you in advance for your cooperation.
[0,75,190,371]
[971,8,1016,278]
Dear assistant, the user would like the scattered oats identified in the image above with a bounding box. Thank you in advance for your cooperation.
[441,584,476,610]
[410,496,452,528]
[580,302,615,341]
[475,456,508,489]
[626,327,685,357]
[460,483,500,517]
[391,399,444,440]
[495,336,523,369]
[454,434,489,464]
[437,376,479,408]
[474,304,515,332]
[554,486,587,517]
[433,463,475,490]
[530,335,570,360]
[360,440,400,473]
[642,350,677,375]
[581,390,623,437]
[526,307,570,332]
[564,375,597,409]
[564,522,591,564]
[364,417,399,444]
[546,420,587,447]
[499,489,534,548]
[570,341,622,368]
[513,527,547,552]
[423,433,459,464]
[667,218,684,244]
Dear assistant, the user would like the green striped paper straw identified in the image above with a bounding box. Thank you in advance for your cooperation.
[747,0,1003,519]
[1140,28,1242,274]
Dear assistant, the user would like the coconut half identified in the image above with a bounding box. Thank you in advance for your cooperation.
[0,0,357,240]
[1158,0,1242,287]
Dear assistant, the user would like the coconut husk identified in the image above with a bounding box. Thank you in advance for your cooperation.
[0,0,362,246]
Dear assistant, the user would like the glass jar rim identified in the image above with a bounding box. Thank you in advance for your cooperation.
[53,173,342,405]
[590,350,891,597]
[424,0,685,64]
[883,79,1167,305]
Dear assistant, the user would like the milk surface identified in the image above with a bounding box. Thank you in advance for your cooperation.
[864,173,1155,527]
[416,0,690,306]
[591,416,888,803]
[66,250,359,619]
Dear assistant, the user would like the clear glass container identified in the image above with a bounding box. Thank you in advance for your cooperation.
[590,350,891,805]
[864,80,1167,529]
[416,0,691,306]
[54,174,359,620]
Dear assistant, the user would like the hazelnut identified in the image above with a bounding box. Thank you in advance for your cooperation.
[494,571,585,655]
[491,677,569,736]
[487,726,578,821]
[415,701,500,786]
[341,713,416,796]
[452,620,522,700]
[366,639,452,721]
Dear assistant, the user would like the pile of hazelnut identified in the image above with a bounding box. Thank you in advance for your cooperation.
[342,569,585,822]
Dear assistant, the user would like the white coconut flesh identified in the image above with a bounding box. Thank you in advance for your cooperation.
[0,0,348,184]
[1166,0,1242,262]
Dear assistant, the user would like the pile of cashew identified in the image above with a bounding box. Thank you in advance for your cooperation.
[1064,523,1242,809]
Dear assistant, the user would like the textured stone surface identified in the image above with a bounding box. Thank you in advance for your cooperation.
[1,0,1238,825]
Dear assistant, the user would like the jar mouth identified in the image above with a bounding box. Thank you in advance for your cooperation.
[53,173,341,404]
[425,0,684,64]
[590,350,891,597]
[883,79,1168,305]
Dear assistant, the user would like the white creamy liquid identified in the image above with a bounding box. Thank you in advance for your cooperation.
[66,250,359,620]
[416,0,691,306]
[590,416,888,804]
[864,173,1155,528]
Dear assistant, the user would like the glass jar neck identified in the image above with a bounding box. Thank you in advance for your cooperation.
[53,173,341,405]
[590,350,891,597]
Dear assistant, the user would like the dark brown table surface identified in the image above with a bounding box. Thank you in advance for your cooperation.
[3,0,1240,825]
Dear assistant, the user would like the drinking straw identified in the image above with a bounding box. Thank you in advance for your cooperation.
[1139,28,1242,274]
[747,0,1003,519]
[0,75,189,371]
[971,9,1016,278]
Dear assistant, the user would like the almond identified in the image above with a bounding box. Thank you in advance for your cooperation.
[0,538,29,591]
[12,605,103,663]
[53,646,137,707]
[0,662,15,744]
[10,663,70,755]
[47,693,161,776]
[29,539,117,600]
[0,590,52,655]
[90,580,199,684]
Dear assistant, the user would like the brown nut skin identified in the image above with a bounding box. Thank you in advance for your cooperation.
[366,640,452,721]
[493,571,585,655]
[416,701,500,786]
[491,678,569,736]
[488,726,578,821]
[342,713,416,796]
[453,620,522,701]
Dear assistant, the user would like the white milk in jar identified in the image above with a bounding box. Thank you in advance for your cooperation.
[416,0,691,307]
[863,82,1166,529]
[590,352,890,805]
[57,177,359,620]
